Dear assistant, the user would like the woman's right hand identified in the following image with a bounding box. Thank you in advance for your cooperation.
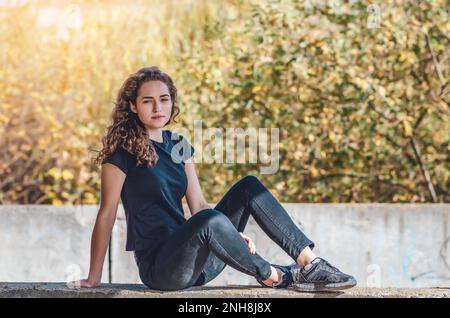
[66,278,101,289]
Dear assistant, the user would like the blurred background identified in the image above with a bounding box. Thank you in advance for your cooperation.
[0,0,449,288]
[1,0,448,205]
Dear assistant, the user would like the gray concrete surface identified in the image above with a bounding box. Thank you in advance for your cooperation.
[0,205,110,283]
[1,282,449,298]
[1,204,449,288]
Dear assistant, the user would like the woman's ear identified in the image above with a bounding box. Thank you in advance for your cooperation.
[129,101,137,114]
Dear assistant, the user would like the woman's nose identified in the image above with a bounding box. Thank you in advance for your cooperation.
[153,101,162,112]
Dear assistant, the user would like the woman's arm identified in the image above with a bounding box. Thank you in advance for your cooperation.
[68,163,126,288]
[184,158,212,216]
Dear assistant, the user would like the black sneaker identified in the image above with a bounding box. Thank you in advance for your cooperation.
[256,264,293,289]
[290,257,357,291]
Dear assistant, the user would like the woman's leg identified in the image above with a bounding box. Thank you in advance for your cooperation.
[217,175,315,258]
[199,175,357,291]
[138,208,273,291]
[194,175,316,286]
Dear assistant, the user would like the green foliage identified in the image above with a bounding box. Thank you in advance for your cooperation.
[176,0,449,203]
[0,0,448,204]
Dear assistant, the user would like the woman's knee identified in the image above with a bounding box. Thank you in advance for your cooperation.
[195,209,231,229]
[234,175,268,198]
[239,174,261,186]
[235,175,267,193]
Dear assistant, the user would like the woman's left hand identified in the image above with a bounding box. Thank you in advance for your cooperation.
[239,232,256,254]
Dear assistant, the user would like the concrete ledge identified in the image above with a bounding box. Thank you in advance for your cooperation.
[1,283,449,298]
[2,204,449,287]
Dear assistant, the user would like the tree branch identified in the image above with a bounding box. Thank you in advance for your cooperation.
[409,137,439,202]
[426,33,446,87]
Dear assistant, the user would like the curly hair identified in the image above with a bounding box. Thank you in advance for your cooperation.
[93,66,180,168]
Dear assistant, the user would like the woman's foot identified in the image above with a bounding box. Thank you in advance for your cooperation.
[257,264,293,288]
[290,257,357,291]
[257,258,357,291]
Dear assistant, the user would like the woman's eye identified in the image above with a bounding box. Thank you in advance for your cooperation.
[142,99,168,103]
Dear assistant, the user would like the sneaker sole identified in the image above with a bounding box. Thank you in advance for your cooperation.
[292,278,357,292]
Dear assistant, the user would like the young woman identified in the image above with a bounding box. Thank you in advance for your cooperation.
[71,66,357,291]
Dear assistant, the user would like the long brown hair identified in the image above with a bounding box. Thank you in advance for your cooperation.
[93,66,180,168]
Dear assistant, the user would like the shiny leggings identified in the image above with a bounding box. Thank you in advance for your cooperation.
[134,175,315,291]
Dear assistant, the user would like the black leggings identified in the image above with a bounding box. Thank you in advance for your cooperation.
[134,175,315,291]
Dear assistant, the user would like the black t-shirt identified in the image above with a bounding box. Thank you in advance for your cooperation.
[102,130,195,256]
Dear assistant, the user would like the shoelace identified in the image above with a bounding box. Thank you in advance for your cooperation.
[290,258,341,282]
[316,258,341,273]
[317,257,341,274]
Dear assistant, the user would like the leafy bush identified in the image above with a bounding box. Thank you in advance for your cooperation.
[0,0,448,204]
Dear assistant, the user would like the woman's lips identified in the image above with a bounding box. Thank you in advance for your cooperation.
[151,116,165,119]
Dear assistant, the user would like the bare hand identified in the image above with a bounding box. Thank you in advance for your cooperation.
[239,232,256,254]
[66,278,101,289]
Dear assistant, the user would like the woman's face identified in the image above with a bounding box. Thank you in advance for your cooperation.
[130,80,173,129]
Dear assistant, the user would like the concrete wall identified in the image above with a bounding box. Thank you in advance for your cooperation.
[0,204,449,288]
